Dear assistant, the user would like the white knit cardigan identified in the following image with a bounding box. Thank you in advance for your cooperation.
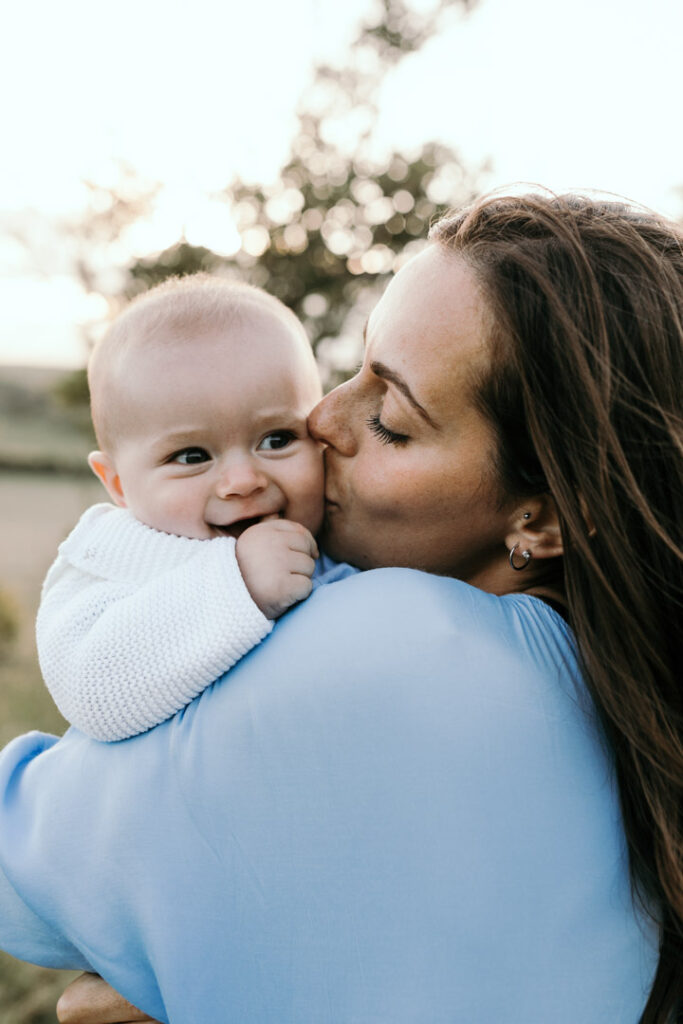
[36,503,272,742]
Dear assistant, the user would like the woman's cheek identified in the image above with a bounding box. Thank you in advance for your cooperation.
[354,459,396,512]
[359,467,421,524]
[367,448,434,506]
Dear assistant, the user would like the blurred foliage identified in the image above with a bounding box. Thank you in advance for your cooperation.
[46,0,482,403]
[0,587,19,658]
[220,140,473,368]
[128,241,224,291]
[359,0,477,63]
[53,368,91,409]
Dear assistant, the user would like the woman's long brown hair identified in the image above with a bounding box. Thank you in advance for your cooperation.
[432,193,683,1023]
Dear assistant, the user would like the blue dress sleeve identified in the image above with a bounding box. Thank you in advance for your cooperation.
[0,568,658,1023]
[0,837,91,970]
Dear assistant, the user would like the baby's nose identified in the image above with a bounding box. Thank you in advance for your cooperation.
[216,458,268,498]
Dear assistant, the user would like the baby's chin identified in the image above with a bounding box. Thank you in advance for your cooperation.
[131,514,213,541]
[161,518,267,541]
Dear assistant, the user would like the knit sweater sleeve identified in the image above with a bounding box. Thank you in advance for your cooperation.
[36,505,273,742]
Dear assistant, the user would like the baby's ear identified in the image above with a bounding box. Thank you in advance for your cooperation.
[87,451,127,508]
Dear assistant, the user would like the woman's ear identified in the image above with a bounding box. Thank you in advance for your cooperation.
[87,451,127,508]
[505,495,564,561]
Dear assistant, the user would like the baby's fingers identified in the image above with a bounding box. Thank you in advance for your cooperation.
[262,521,318,559]
[283,527,319,559]
[286,574,314,604]
[286,552,317,579]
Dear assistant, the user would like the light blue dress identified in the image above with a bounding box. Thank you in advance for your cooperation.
[0,566,658,1022]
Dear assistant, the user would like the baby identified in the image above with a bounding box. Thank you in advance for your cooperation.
[36,274,340,741]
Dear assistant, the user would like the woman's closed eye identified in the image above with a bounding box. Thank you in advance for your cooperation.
[258,430,297,451]
[169,446,211,465]
[366,415,409,446]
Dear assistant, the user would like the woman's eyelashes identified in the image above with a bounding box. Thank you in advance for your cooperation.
[366,415,409,446]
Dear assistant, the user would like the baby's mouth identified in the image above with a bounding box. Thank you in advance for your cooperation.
[210,512,283,539]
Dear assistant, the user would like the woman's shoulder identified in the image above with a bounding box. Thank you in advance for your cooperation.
[275,566,582,717]
[310,565,572,651]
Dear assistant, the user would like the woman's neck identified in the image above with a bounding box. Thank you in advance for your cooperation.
[525,584,570,621]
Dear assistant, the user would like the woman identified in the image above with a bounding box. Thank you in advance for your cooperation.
[0,192,680,1023]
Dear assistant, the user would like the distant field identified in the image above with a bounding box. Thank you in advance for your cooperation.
[0,469,103,740]
[0,364,93,474]
[0,364,99,740]
[0,468,102,1021]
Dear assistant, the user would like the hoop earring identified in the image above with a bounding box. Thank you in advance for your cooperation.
[509,543,532,571]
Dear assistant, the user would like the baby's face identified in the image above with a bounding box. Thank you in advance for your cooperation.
[100,310,324,540]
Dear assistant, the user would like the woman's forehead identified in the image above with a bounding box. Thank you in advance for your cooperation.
[366,245,491,407]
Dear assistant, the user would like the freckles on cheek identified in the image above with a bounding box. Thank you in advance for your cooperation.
[356,466,415,518]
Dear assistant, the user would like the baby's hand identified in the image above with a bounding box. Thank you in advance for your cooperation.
[235,518,319,620]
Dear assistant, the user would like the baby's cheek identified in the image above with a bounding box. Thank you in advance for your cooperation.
[161,483,207,526]
[298,462,326,534]
[299,447,325,492]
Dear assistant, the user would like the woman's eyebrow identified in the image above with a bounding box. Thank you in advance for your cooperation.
[370,360,438,429]
[362,320,439,429]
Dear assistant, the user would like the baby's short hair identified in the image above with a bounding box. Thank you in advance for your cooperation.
[88,275,309,452]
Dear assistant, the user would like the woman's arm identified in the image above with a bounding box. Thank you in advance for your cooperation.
[57,973,158,1024]
[0,737,92,972]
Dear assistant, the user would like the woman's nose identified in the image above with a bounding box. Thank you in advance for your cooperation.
[215,457,268,499]
[308,380,357,456]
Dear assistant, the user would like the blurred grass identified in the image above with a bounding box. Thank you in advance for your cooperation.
[0,955,80,1024]
[0,465,102,1020]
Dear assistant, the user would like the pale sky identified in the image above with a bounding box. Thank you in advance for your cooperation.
[1,0,681,367]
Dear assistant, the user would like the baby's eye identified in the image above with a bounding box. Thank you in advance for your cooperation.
[258,430,296,451]
[170,447,211,465]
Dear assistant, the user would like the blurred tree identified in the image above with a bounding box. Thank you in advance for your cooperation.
[0,588,19,660]
[53,368,91,409]
[225,140,480,385]
[53,0,483,402]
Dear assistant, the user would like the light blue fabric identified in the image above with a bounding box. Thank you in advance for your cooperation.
[0,568,658,1023]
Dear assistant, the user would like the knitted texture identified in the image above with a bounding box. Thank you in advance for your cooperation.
[36,504,272,741]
